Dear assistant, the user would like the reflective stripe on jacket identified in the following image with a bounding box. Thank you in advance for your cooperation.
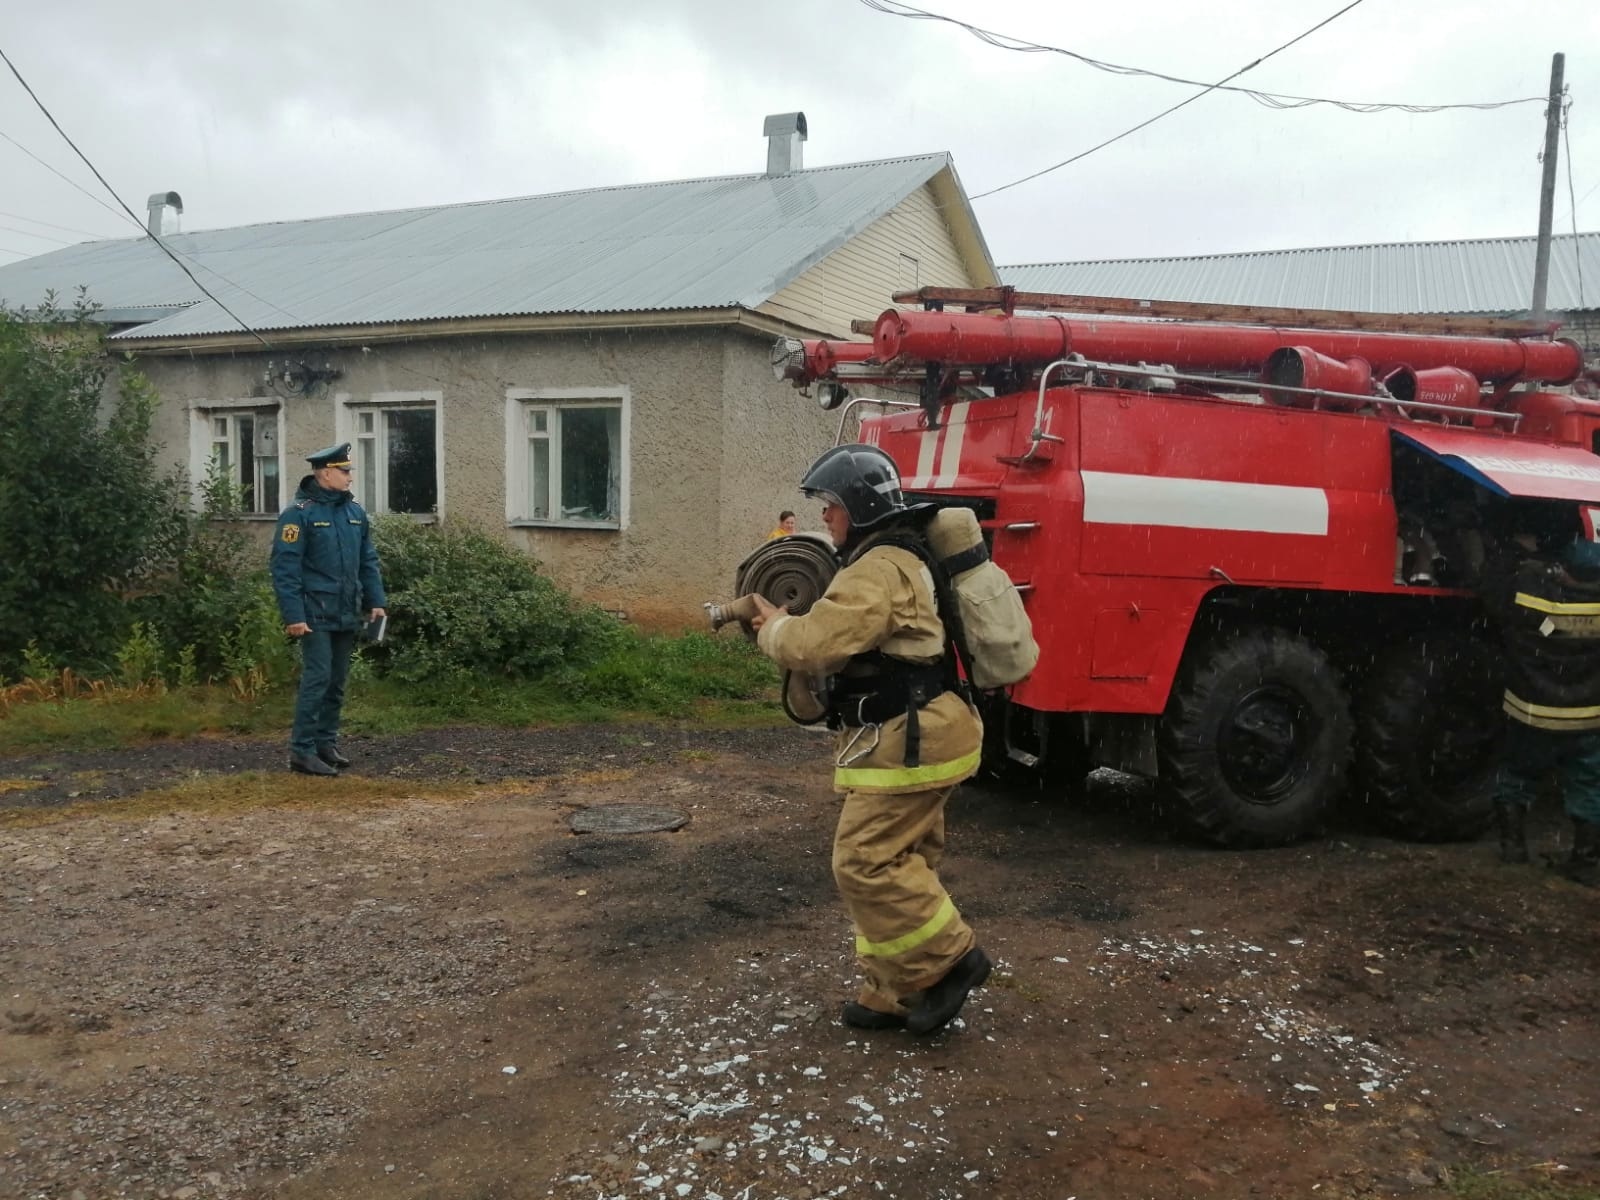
[757,536,982,794]
[1498,560,1600,732]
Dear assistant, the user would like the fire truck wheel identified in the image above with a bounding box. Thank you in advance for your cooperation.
[1159,628,1352,848]
[1352,636,1499,841]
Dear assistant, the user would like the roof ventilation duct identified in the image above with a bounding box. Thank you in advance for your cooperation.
[146,191,183,236]
[763,112,807,176]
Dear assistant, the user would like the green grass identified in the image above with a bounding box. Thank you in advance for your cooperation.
[1447,1168,1600,1199]
[0,630,785,756]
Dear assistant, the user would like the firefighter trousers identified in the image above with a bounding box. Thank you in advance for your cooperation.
[832,783,976,1015]
[1494,720,1600,824]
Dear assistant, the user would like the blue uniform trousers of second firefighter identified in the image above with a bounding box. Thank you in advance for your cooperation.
[290,630,358,756]
[1493,720,1600,824]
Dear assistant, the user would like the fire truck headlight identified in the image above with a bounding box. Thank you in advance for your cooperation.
[816,381,849,411]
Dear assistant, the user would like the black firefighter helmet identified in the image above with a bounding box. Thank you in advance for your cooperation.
[799,443,923,532]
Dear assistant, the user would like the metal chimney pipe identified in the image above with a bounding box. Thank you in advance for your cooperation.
[145,191,183,236]
[763,112,807,176]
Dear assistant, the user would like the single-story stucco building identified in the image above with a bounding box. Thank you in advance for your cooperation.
[0,114,996,625]
[1001,231,1600,356]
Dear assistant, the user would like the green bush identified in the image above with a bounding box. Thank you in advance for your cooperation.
[369,519,624,682]
[0,297,186,676]
[132,463,289,685]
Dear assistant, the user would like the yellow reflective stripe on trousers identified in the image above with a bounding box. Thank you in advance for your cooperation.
[833,748,982,790]
[1504,690,1600,729]
[1514,592,1600,616]
[855,896,958,958]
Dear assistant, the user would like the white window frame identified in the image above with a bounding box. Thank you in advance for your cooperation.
[186,398,285,518]
[335,390,445,520]
[504,386,630,530]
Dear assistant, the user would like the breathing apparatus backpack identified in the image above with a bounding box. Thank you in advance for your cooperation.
[906,506,1039,691]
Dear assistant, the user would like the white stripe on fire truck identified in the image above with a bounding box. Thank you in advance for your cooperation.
[1081,471,1329,535]
[912,417,940,485]
[933,402,970,488]
[904,402,971,492]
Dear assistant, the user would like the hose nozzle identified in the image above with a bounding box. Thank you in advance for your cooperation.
[704,593,763,632]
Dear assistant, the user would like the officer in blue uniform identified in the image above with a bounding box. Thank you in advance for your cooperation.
[270,443,387,775]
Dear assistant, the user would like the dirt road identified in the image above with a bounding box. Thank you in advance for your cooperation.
[1,724,1596,1199]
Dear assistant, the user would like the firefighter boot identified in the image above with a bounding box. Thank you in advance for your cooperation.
[1495,804,1530,865]
[906,946,992,1036]
[1561,818,1600,887]
[840,1002,906,1031]
[316,742,351,768]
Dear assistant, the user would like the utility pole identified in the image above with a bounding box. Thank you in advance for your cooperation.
[1530,52,1565,323]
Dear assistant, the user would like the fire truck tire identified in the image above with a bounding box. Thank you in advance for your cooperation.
[1352,636,1499,841]
[1159,628,1352,847]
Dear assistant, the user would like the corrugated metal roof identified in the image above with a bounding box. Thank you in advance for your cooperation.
[0,154,962,340]
[1002,232,1600,315]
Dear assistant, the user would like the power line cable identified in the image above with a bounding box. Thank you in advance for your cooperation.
[859,0,1544,114]
[0,207,119,240]
[0,220,73,246]
[971,0,1370,200]
[0,128,140,228]
[0,44,270,347]
[0,243,37,258]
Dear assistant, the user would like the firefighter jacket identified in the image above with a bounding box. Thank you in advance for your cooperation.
[270,476,387,632]
[1494,555,1600,731]
[757,531,983,794]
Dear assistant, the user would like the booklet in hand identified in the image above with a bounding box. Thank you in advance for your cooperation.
[363,614,388,644]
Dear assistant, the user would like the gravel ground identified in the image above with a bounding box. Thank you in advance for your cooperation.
[1,724,1597,1199]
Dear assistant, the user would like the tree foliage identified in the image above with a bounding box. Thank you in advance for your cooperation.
[0,297,185,676]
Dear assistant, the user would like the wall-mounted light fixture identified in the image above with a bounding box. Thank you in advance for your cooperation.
[265,359,342,400]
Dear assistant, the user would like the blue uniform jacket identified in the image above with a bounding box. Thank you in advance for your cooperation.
[270,476,387,631]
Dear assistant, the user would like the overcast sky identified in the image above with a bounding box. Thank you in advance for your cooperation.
[2,0,1595,270]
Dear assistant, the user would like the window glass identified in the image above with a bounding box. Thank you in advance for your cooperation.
[386,408,437,514]
[356,435,377,510]
[530,438,550,520]
[559,407,619,521]
[237,415,257,510]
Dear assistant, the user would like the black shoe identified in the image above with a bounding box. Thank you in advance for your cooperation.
[289,752,338,776]
[1495,804,1530,864]
[1560,817,1600,887]
[906,947,992,1036]
[841,1002,907,1031]
[316,743,351,768]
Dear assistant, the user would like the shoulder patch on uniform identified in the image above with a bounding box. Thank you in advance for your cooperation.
[295,500,308,510]
[281,525,300,543]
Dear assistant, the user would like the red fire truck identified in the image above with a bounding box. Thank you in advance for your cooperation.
[768,288,1600,847]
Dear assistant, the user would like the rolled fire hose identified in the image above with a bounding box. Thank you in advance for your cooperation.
[704,534,839,637]
[705,534,840,725]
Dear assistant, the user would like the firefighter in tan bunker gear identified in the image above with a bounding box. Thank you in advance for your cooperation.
[751,444,991,1035]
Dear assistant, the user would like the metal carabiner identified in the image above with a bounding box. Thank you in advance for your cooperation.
[836,722,882,767]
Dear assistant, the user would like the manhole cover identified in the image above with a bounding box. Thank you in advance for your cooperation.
[569,804,689,834]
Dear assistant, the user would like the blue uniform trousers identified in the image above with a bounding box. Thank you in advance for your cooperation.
[1493,720,1600,824]
[290,630,357,756]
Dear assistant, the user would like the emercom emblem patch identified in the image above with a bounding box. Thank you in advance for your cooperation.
[281,525,300,543]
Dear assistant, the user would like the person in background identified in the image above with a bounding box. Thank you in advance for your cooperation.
[270,443,387,776]
[1489,512,1600,885]
[750,444,990,1035]
[768,510,798,539]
